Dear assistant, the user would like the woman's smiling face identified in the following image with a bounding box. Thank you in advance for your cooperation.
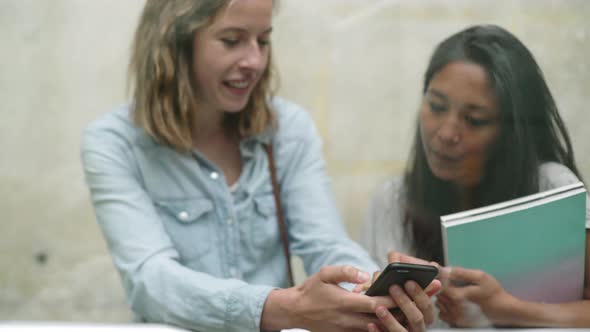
[191,0,273,114]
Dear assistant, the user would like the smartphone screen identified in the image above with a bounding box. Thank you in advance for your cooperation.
[365,262,438,296]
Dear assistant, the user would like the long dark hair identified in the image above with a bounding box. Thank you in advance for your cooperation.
[403,24,581,264]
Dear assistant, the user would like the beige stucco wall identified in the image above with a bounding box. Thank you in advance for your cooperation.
[1,0,588,321]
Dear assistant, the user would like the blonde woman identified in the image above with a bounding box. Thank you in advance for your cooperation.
[81,1,439,331]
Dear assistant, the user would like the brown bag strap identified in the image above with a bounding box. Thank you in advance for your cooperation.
[264,144,294,287]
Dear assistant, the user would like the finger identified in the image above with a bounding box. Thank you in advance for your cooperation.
[368,323,378,332]
[387,251,430,265]
[372,270,381,283]
[436,293,452,306]
[317,266,396,313]
[438,310,451,324]
[437,300,459,326]
[389,285,426,332]
[424,279,442,297]
[436,266,452,288]
[439,284,464,302]
[375,305,408,332]
[436,299,448,318]
[445,283,485,306]
[318,265,371,285]
[404,281,435,326]
[387,251,402,263]
[438,296,459,318]
[342,292,396,313]
[332,312,383,330]
[352,284,364,293]
[354,270,381,293]
[353,271,382,294]
[436,295,457,320]
[448,266,487,285]
[358,271,382,293]
[368,322,385,332]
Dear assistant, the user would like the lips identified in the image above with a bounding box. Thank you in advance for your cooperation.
[222,77,257,98]
[431,149,461,163]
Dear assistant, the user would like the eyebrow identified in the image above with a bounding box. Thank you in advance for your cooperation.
[426,89,449,102]
[427,88,492,113]
[217,27,273,35]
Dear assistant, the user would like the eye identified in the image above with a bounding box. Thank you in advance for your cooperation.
[221,38,240,47]
[465,116,491,127]
[257,38,270,47]
[429,101,447,113]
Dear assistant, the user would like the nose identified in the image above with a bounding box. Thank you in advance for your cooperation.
[437,113,461,145]
[238,41,267,72]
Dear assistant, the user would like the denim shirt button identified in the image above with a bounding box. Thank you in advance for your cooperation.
[177,211,190,222]
[210,172,219,180]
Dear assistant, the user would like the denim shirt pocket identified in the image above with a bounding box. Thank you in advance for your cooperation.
[155,198,214,261]
[248,194,280,252]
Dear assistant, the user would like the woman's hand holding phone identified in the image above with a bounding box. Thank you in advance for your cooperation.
[353,251,444,295]
[261,265,398,332]
[353,252,444,331]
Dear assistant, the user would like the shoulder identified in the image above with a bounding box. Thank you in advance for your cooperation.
[538,161,582,191]
[371,176,404,210]
[82,104,155,153]
[367,176,405,227]
[362,176,410,265]
[269,96,317,143]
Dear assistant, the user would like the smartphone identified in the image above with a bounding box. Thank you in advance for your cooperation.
[365,262,438,296]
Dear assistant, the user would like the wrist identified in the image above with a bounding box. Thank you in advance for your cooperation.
[260,288,298,331]
[493,292,524,327]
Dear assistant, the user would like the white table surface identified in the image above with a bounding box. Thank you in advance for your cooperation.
[1,323,589,332]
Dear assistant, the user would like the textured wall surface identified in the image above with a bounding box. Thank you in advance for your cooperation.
[1,0,588,321]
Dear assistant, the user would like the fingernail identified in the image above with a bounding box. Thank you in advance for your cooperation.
[376,306,388,318]
[357,271,371,283]
[442,266,452,275]
[405,280,416,292]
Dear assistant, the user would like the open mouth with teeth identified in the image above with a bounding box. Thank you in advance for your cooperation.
[225,80,250,89]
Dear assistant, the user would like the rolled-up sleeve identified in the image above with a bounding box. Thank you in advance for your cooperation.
[81,125,274,332]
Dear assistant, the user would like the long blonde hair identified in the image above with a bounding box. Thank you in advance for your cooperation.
[128,0,276,152]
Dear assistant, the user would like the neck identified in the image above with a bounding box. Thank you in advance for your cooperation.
[456,184,477,210]
[191,103,226,145]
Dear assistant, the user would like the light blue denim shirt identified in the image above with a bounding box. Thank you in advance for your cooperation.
[81,97,379,332]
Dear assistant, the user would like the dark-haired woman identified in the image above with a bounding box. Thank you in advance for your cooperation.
[361,24,590,328]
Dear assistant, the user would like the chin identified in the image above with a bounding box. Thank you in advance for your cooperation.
[433,172,455,182]
[222,102,248,113]
[429,165,457,183]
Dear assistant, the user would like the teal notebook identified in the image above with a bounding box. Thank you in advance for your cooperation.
[441,182,587,303]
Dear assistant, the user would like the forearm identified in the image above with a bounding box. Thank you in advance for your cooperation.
[127,254,275,332]
[501,298,590,328]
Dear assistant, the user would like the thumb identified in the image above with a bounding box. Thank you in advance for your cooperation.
[387,251,431,265]
[449,266,486,285]
[318,265,371,285]
[425,279,442,297]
